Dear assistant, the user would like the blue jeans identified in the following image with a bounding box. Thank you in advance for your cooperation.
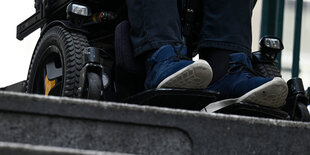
[126,0,257,56]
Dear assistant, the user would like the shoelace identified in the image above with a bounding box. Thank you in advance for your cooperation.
[170,42,191,62]
[228,62,262,77]
[146,42,191,72]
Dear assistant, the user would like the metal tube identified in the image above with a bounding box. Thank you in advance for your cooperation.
[276,0,285,70]
[292,0,303,77]
[261,0,285,70]
[260,0,278,37]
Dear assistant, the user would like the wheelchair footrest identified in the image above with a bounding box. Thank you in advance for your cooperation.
[124,88,219,110]
[216,102,290,120]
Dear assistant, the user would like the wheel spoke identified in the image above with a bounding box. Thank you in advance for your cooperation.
[44,75,56,95]
[46,61,63,80]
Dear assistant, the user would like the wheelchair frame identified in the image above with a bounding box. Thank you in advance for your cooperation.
[13,0,310,121]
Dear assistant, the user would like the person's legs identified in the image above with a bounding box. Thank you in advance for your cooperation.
[199,0,257,83]
[126,0,183,56]
[198,0,288,109]
[126,0,213,89]
[199,0,257,54]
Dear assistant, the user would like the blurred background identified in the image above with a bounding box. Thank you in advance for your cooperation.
[0,0,309,90]
[252,0,310,90]
[0,0,40,87]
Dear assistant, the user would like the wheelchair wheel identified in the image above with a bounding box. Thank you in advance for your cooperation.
[26,26,89,97]
[295,102,310,122]
[85,72,102,100]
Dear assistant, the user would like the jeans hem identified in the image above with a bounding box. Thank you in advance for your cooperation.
[198,40,251,55]
[134,40,184,56]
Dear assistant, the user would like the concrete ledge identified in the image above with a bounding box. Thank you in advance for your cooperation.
[0,142,128,155]
[0,91,310,154]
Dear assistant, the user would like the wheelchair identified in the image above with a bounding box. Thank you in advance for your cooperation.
[16,0,310,121]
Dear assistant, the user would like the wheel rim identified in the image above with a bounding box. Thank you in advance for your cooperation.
[32,45,64,96]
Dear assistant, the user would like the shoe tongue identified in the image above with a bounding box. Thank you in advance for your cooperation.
[151,45,187,61]
[229,53,253,69]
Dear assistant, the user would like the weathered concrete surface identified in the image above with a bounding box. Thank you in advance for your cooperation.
[0,142,129,155]
[0,91,310,154]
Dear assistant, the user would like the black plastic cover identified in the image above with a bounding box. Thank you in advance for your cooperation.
[124,88,219,111]
[217,102,290,120]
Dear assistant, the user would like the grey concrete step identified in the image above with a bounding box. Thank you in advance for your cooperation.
[0,91,310,154]
[0,142,128,155]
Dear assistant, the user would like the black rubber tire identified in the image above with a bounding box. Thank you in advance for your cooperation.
[86,72,102,100]
[26,26,89,97]
[296,103,310,122]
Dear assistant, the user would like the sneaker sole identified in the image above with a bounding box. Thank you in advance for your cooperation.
[238,77,288,108]
[202,77,288,113]
[157,60,213,89]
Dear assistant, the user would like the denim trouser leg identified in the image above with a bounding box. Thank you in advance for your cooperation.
[198,0,257,54]
[126,0,183,56]
[127,0,257,57]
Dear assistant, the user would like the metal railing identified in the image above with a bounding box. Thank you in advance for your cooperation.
[260,0,303,77]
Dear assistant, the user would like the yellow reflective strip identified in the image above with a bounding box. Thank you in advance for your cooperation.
[45,75,56,96]
[92,14,97,23]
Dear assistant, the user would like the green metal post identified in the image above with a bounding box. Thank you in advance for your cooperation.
[260,0,285,70]
[275,0,285,70]
[260,0,278,37]
[292,0,303,77]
